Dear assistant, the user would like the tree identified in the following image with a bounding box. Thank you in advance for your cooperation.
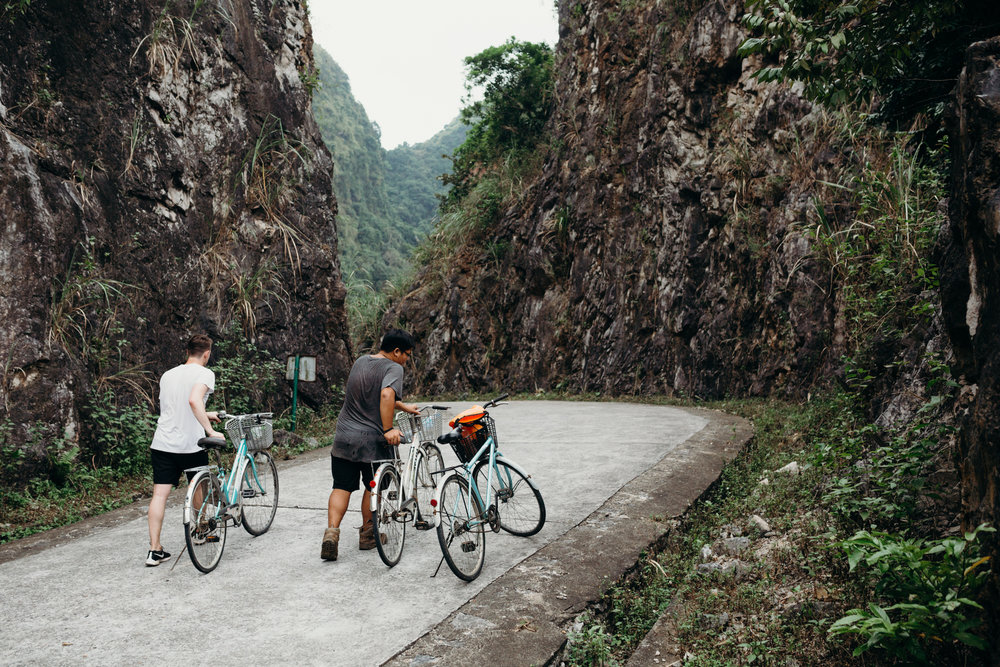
[444,38,554,204]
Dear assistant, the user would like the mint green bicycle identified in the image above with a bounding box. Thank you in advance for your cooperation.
[432,394,545,581]
[182,412,278,573]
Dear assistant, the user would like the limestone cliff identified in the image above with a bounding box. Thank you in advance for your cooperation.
[941,35,1000,655]
[392,0,852,397]
[0,1,350,456]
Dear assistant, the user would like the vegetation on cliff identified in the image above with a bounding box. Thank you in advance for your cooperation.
[310,45,466,350]
[739,0,1000,119]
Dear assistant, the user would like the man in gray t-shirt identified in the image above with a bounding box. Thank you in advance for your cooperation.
[321,329,419,561]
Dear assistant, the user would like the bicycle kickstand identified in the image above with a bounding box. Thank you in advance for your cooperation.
[168,544,189,573]
[431,555,446,578]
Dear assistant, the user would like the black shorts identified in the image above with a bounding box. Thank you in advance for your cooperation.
[150,448,209,486]
[330,456,377,492]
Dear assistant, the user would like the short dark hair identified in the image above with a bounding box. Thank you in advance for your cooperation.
[186,334,213,357]
[379,329,415,353]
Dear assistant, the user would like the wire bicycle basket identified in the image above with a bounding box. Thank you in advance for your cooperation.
[225,414,273,453]
[393,407,447,444]
[451,415,496,463]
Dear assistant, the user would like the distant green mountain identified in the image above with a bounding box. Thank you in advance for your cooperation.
[311,45,467,287]
[312,45,403,286]
[386,117,468,243]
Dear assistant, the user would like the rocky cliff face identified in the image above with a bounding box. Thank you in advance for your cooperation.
[941,35,1000,654]
[392,0,863,398]
[0,1,350,454]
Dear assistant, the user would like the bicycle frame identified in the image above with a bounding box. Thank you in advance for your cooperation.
[370,439,422,513]
[183,435,263,523]
[431,435,496,531]
[432,436,540,531]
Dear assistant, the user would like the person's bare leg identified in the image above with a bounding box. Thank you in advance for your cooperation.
[147,484,173,551]
[322,489,350,560]
[327,489,351,528]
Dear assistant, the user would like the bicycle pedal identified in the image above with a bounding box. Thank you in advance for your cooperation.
[460,540,478,553]
[241,489,257,498]
[387,491,398,500]
[414,520,430,530]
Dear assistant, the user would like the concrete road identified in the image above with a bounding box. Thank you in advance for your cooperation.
[0,401,744,666]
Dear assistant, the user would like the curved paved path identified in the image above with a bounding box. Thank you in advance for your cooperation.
[0,401,750,665]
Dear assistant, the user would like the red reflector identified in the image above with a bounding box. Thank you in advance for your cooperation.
[369,480,376,488]
[430,498,437,507]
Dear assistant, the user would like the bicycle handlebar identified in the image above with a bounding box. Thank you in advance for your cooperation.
[216,411,273,421]
[483,393,509,408]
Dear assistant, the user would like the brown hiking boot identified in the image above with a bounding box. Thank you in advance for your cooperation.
[321,527,340,560]
[359,520,375,550]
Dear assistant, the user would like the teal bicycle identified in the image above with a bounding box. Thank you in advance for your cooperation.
[432,394,545,581]
[182,412,279,573]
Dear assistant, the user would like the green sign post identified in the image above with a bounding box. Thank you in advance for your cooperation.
[286,355,316,432]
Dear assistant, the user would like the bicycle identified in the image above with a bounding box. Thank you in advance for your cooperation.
[431,394,545,581]
[369,406,449,567]
[182,411,279,573]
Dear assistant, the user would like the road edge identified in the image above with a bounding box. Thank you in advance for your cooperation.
[383,406,753,667]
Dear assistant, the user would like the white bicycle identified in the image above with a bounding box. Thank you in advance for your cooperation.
[369,406,449,567]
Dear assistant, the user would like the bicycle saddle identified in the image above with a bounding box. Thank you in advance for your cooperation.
[198,436,227,450]
[437,428,461,445]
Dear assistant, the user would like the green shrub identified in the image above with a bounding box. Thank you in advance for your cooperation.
[831,524,995,662]
[83,389,156,478]
[211,335,285,415]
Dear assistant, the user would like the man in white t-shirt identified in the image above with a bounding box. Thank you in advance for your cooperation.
[145,334,224,566]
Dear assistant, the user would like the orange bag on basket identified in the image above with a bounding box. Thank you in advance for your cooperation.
[450,406,486,427]
[450,406,486,439]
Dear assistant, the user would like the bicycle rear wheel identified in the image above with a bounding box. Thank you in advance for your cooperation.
[414,443,444,523]
[240,451,279,536]
[473,458,545,537]
[374,465,405,567]
[436,473,486,581]
[184,471,226,573]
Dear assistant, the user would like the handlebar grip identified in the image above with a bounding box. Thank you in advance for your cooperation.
[431,405,450,411]
[485,392,510,407]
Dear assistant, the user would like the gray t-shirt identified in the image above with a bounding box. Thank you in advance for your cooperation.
[331,355,404,462]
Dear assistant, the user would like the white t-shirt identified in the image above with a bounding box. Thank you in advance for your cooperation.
[150,363,216,454]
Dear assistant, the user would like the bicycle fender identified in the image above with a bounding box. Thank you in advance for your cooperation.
[370,462,393,512]
[183,471,209,524]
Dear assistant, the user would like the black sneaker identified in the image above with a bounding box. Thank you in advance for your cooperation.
[145,548,171,567]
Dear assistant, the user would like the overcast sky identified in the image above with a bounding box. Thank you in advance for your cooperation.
[309,1,559,149]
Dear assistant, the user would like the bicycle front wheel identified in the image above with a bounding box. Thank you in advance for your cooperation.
[374,465,405,567]
[184,471,227,573]
[240,451,279,536]
[414,443,444,522]
[436,473,486,581]
[473,458,546,537]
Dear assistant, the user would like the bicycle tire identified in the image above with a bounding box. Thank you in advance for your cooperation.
[240,451,279,536]
[414,443,444,522]
[473,458,546,537]
[184,471,227,573]
[374,465,405,567]
[436,472,486,581]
